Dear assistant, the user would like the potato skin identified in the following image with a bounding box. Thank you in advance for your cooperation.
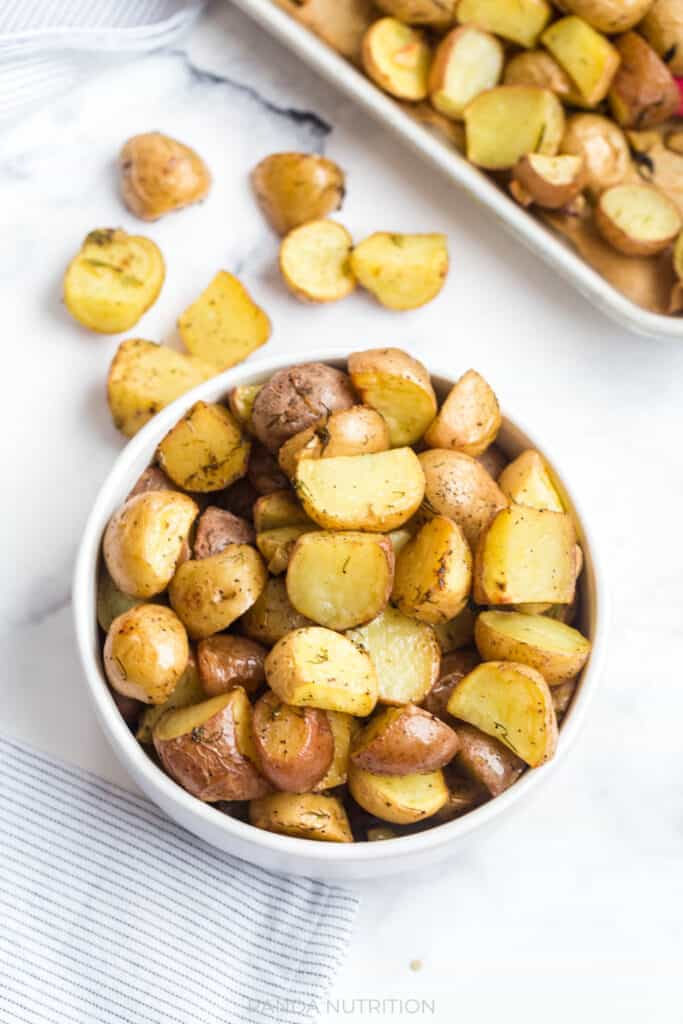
[351,704,459,774]
[424,369,501,456]
[251,152,345,235]
[421,645,480,720]
[252,690,334,792]
[503,50,580,103]
[251,362,356,452]
[608,32,680,129]
[557,0,654,33]
[454,722,526,796]
[104,604,189,705]
[512,153,586,210]
[347,347,437,447]
[120,132,211,221]
[474,609,591,685]
[419,448,507,549]
[169,545,267,639]
[640,0,683,76]
[193,507,255,559]
[560,114,630,197]
[197,634,266,696]
[348,765,449,824]
[249,792,353,842]
[278,405,390,477]
[595,184,681,256]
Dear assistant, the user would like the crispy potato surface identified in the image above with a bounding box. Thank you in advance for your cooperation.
[350,232,448,310]
[464,86,565,170]
[392,516,472,624]
[280,219,356,302]
[348,348,436,446]
[541,17,620,107]
[419,448,507,549]
[104,604,189,705]
[429,27,504,121]
[240,576,314,646]
[197,634,266,696]
[251,362,356,452]
[595,184,682,256]
[498,449,564,511]
[474,610,591,684]
[347,605,440,705]
[349,765,448,824]
[178,271,271,370]
[120,132,210,221]
[158,401,250,493]
[424,369,500,455]
[136,653,204,744]
[252,690,334,792]
[362,18,432,100]
[169,545,267,639]
[457,0,552,47]
[249,792,353,842]
[251,152,346,235]
[351,704,459,774]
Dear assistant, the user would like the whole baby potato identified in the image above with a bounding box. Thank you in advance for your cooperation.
[197,634,267,696]
[120,132,211,221]
[104,604,189,705]
[251,362,356,452]
[169,545,267,639]
[251,152,346,236]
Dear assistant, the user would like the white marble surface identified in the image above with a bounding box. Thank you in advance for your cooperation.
[2,2,683,1021]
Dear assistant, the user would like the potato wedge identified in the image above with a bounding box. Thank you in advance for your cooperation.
[153,688,270,801]
[251,152,346,235]
[454,722,526,795]
[295,448,425,531]
[419,448,507,549]
[197,634,266,696]
[432,605,477,655]
[474,610,591,685]
[228,384,261,432]
[447,661,557,767]
[541,17,620,107]
[193,507,255,560]
[512,153,586,210]
[374,0,457,28]
[120,132,211,221]
[560,113,630,198]
[497,449,564,511]
[104,604,189,705]
[350,233,448,311]
[640,0,683,76]
[421,645,480,719]
[351,704,459,774]
[287,531,395,630]
[346,605,440,705]
[313,711,354,790]
[64,228,165,333]
[560,0,656,34]
[464,86,565,170]
[424,369,501,456]
[266,626,378,716]
[169,545,267,639]
[474,505,576,606]
[256,525,312,575]
[178,271,271,370]
[348,765,448,824]
[251,361,356,453]
[278,405,390,478]
[252,690,334,792]
[608,32,679,129]
[361,18,431,100]
[253,490,312,533]
[503,50,582,104]
[392,516,471,624]
[348,348,436,447]
[428,27,504,121]
[249,792,353,842]
[279,219,356,303]
[136,653,205,744]
[240,576,314,646]
[158,401,250,493]
[457,0,552,47]
[595,184,682,256]
[107,339,214,438]
[97,567,143,631]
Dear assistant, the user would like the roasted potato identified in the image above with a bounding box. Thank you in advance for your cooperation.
[169,545,267,639]
[136,652,204,744]
[424,369,501,456]
[295,448,425,531]
[158,401,250,493]
[252,690,334,792]
[551,678,578,719]
[457,0,552,47]
[512,153,586,210]
[153,688,270,801]
[97,567,143,631]
[247,443,290,496]
[392,516,471,624]
[361,18,432,101]
[595,184,681,256]
[503,50,581,104]
[127,466,176,499]
[560,113,630,197]
[249,792,353,842]
[429,27,504,121]
[280,219,356,303]
[347,348,436,447]
[64,228,165,334]
[640,0,683,76]
[474,505,576,605]
[286,530,395,630]
[464,86,565,170]
[313,711,355,790]
[541,17,620,108]
[350,232,448,310]
[107,339,214,438]
[178,271,271,370]
[474,610,591,685]
[228,384,261,432]
[256,524,312,575]
[432,605,477,655]
[498,449,564,511]
[608,32,679,129]
[349,765,448,824]
[351,704,459,774]
[253,490,312,532]
[197,634,266,696]
[251,152,346,235]
[448,661,558,767]
[251,362,356,452]
[454,721,526,796]
[558,0,655,33]
[419,448,507,549]
[421,645,480,718]
[104,604,189,705]
[193,507,255,559]
[240,576,314,646]
[119,132,211,221]
[373,0,457,28]
[103,490,198,598]
[347,605,440,705]
[278,405,390,478]
[265,626,378,716]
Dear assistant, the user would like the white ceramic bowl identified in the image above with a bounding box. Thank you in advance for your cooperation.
[74,348,607,880]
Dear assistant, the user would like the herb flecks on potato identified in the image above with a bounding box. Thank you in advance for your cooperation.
[120,132,211,221]
[178,271,271,371]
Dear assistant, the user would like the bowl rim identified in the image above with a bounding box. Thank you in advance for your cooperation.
[73,345,608,864]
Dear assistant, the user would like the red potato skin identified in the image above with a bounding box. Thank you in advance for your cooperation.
[127,466,176,499]
[251,363,356,452]
[252,691,334,793]
[351,704,460,775]
[421,646,481,720]
[194,507,255,559]
[197,634,267,697]
[453,721,525,797]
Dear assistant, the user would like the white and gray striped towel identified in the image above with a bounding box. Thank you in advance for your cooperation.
[0,736,359,1024]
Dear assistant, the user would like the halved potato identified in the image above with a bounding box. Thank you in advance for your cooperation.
[474,610,591,685]
[251,152,346,235]
[595,184,682,256]
[313,711,355,790]
[464,86,565,170]
[228,383,261,432]
[419,448,507,549]
[252,690,334,793]
[498,449,564,511]
[178,271,271,370]
[249,792,353,842]
[240,576,314,646]
[157,401,250,493]
[560,0,657,34]
[454,722,526,796]
[432,604,477,654]
[256,525,312,575]
[348,765,448,824]
[608,31,679,129]
[560,113,630,198]
[287,531,395,630]
[295,448,425,531]
[361,18,431,100]
[64,228,165,333]
[346,605,440,705]
[640,0,683,76]
[350,232,448,311]
[447,661,557,767]
[541,17,620,107]
[457,0,552,47]
[136,653,205,744]
[104,604,189,705]
[474,505,576,605]
[392,516,472,624]
[424,369,501,455]
[265,626,378,716]
[373,0,457,28]
[429,27,504,121]
[512,153,585,210]
[169,545,267,639]
[279,219,356,302]
[253,490,312,532]
[278,405,390,478]
[348,348,436,446]
[503,50,581,104]
[351,704,459,774]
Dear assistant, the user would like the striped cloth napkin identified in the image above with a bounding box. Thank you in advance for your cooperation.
[0,735,359,1024]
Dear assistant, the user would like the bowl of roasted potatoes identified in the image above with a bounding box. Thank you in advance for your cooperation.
[74,346,605,879]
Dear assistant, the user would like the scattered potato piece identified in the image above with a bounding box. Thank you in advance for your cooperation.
[541,17,620,107]
[136,654,205,744]
[475,610,591,685]
[349,765,448,824]
[348,348,436,446]
[280,219,356,303]
[595,184,682,256]
[104,604,189,705]
[498,449,564,511]
[608,32,679,129]
[374,0,457,28]
[253,490,312,532]
[503,50,582,105]
[241,576,314,646]
[559,0,655,34]
[350,232,448,311]
[457,0,552,47]
[228,384,261,432]
[251,152,346,235]
[392,516,472,624]
[347,605,440,705]
[178,271,271,370]
[419,448,507,549]
[640,0,683,76]
[250,792,353,842]
[464,86,565,170]
[157,401,250,492]
[429,27,504,121]
[107,339,214,438]
[512,153,585,210]
[169,545,267,639]
[560,114,630,198]
[362,18,432,100]
[424,369,500,455]
[351,704,459,774]
[256,525,312,574]
[120,132,211,221]
[278,405,390,478]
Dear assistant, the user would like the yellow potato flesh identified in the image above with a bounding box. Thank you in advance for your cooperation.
[249,792,353,842]
[178,271,271,370]
[346,605,440,704]
[280,219,355,302]
[169,546,267,639]
[136,656,205,743]
[457,0,552,47]
[158,401,249,493]
[347,349,437,447]
[599,185,681,251]
[498,450,564,512]
[155,688,258,763]
[350,232,448,311]
[541,17,620,106]
[362,18,432,101]
[256,526,312,574]
[475,610,591,685]
[430,27,504,121]
[349,765,448,824]
[465,86,565,170]
[392,515,472,624]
